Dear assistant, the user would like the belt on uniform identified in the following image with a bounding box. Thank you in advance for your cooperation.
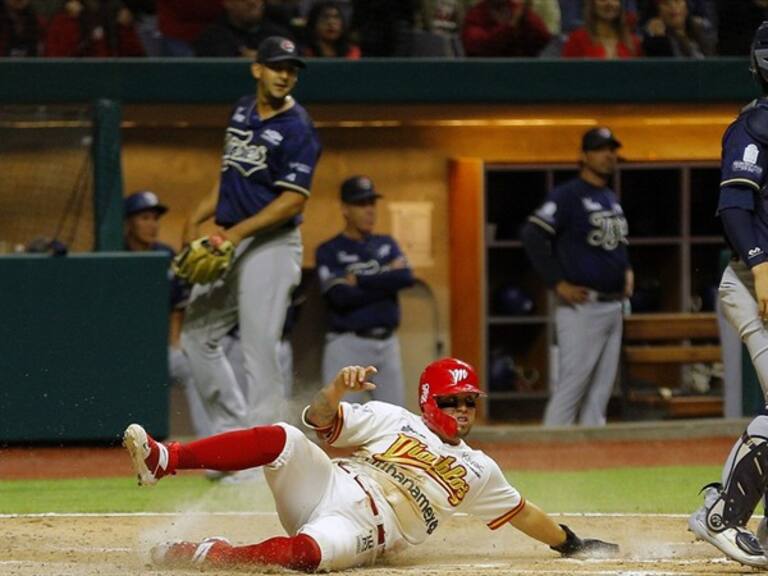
[353,327,394,340]
[337,462,386,547]
[591,291,624,303]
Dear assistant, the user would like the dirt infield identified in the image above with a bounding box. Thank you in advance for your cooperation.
[0,512,756,576]
[0,435,745,575]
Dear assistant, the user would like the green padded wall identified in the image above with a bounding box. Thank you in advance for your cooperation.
[0,253,169,443]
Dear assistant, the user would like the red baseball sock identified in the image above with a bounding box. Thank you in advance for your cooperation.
[174,426,287,472]
[207,534,322,572]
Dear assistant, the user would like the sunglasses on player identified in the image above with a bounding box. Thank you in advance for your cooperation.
[435,395,478,409]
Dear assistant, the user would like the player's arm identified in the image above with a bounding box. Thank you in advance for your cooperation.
[507,501,566,546]
[305,365,377,429]
[520,219,589,305]
[223,190,307,245]
[182,183,219,245]
[355,241,415,292]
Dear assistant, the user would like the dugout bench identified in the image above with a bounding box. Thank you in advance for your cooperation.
[621,313,723,419]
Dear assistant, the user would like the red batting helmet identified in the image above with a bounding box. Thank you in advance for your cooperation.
[418,358,485,438]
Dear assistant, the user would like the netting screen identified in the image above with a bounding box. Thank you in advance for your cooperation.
[0,105,95,253]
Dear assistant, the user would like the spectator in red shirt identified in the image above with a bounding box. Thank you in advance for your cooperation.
[45,0,145,57]
[0,0,44,57]
[562,0,641,58]
[303,1,359,58]
[156,0,222,56]
[462,0,551,57]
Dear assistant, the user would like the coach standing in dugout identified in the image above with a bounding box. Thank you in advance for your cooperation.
[316,176,414,406]
[175,36,321,435]
[521,127,633,427]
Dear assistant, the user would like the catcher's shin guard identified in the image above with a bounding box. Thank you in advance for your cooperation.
[707,432,768,531]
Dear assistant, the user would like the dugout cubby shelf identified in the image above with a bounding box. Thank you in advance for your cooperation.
[449,159,725,423]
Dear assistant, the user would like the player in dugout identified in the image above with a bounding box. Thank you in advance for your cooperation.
[123,357,618,572]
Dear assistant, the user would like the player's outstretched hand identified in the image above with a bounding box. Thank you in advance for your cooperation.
[550,524,619,558]
[334,365,377,394]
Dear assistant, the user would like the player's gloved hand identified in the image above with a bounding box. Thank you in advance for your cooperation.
[172,234,235,285]
[550,524,619,558]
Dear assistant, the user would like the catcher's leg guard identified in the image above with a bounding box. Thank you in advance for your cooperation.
[688,417,768,567]
[708,420,768,531]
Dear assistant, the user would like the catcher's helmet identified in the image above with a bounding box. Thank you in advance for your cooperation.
[418,358,485,438]
[751,21,768,85]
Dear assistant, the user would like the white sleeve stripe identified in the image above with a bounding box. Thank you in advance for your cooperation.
[528,216,556,235]
[275,181,311,196]
[720,178,761,191]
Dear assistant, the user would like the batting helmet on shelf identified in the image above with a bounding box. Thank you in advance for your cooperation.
[494,285,534,316]
[418,358,485,438]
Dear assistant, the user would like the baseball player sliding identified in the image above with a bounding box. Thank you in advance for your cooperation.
[173,36,321,434]
[123,358,618,571]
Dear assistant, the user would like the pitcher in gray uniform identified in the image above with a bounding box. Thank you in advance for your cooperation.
[522,127,633,427]
[316,176,414,406]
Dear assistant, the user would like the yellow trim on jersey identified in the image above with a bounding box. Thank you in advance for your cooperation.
[275,181,311,197]
[528,215,556,235]
[487,498,527,530]
[324,405,345,444]
[720,178,761,191]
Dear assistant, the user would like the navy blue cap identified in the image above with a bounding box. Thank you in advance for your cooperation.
[582,127,622,151]
[124,190,168,217]
[341,176,382,203]
[257,36,306,68]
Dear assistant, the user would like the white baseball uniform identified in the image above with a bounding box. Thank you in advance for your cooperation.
[265,401,526,571]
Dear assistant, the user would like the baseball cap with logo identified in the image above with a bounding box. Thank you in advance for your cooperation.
[124,190,168,217]
[340,176,382,204]
[581,127,622,151]
[256,36,306,68]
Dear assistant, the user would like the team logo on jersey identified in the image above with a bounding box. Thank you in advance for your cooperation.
[260,129,284,146]
[374,434,469,506]
[222,128,268,177]
[748,247,764,260]
[732,144,764,176]
[581,197,603,212]
[377,244,392,259]
[232,106,247,123]
[745,144,760,165]
[290,161,311,174]
[449,369,468,385]
[587,210,628,251]
[338,251,360,264]
[348,260,381,276]
[536,201,557,219]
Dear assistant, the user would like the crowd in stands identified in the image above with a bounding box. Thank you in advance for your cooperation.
[0,0,761,59]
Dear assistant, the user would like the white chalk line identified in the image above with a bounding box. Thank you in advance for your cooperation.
[0,511,692,519]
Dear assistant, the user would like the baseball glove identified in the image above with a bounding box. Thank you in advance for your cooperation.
[550,524,619,558]
[172,235,235,285]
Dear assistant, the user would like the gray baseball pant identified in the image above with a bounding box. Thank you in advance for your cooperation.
[321,332,405,406]
[181,228,302,434]
[719,261,768,396]
[543,300,623,426]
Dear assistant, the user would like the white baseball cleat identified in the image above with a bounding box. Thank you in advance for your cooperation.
[122,423,172,486]
[689,500,768,568]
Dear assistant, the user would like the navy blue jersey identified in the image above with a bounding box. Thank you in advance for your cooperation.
[529,178,630,293]
[315,233,415,333]
[215,95,321,228]
[717,99,768,268]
